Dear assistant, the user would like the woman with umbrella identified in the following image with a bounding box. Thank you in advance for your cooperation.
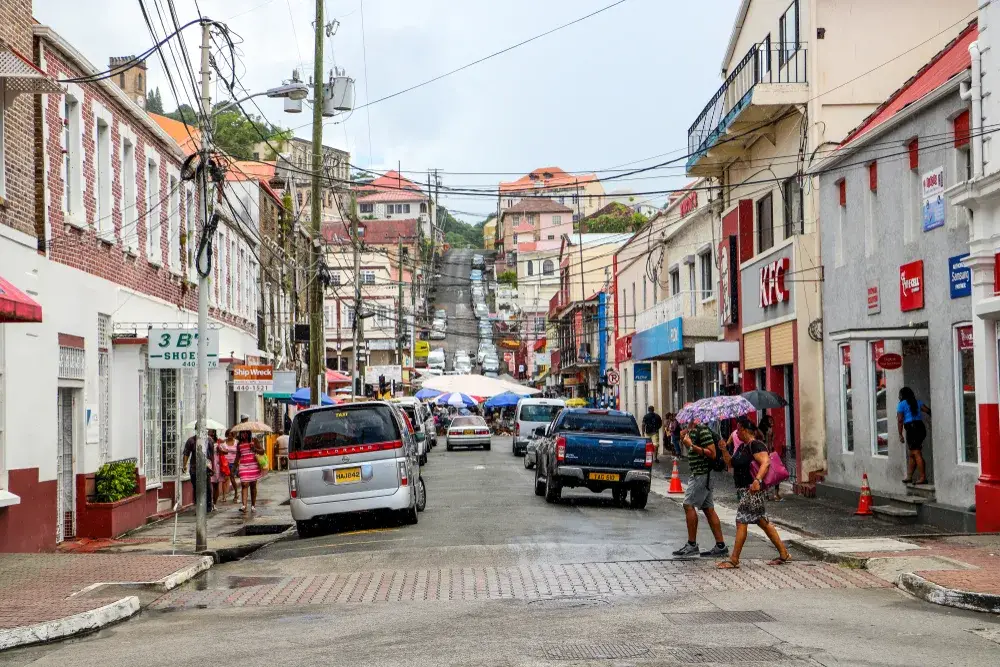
[232,420,271,514]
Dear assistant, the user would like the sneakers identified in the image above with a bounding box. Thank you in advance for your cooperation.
[672,542,700,557]
[701,543,730,557]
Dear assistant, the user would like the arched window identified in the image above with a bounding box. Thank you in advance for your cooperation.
[527,260,534,276]
[137,74,143,91]
[542,259,554,276]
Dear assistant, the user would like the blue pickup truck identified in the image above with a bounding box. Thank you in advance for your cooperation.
[533,408,653,509]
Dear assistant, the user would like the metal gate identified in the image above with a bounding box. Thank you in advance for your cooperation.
[142,367,162,486]
[56,388,76,542]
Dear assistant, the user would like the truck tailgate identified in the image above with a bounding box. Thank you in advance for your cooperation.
[562,433,648,469]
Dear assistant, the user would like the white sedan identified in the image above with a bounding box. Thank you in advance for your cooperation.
[445,416,491,451]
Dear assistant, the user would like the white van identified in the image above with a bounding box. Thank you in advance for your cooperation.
[512,397,566,456]
[427,348,446,370]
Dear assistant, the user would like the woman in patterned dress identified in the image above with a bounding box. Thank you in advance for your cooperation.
[235,430,263,513]
[717,417,791,569]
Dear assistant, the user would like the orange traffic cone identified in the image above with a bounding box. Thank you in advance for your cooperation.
[854,473,873,516]
[667,459,684,494]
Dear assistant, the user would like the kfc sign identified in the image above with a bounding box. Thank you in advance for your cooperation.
[679,191,698,217]
[899,260,925,312]
[758,257,790,309]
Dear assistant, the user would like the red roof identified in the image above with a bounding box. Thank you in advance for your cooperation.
[841,21,977,148]
[322,219,420,245]
[356,169,424,195]
[499,167,598,194]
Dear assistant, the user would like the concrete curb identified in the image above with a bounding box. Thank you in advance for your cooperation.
[0,597,139,651]
[153,555,213,592]
[783,539,870,569]
[199,527,295,564]
[896,572,1000,614]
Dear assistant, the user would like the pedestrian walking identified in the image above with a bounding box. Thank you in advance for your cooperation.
[669,414,684,458]
[216,430,237,503]
[671,420,728,558]
[235,430,264,514]
[898,386,932,484]
[182,429,216,513]
[756,415,782,501]
[641,406,663,463]
[717,417,791,569]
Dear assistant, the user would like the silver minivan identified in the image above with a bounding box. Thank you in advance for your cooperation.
[512,397,565,456]
[288,402,425,537]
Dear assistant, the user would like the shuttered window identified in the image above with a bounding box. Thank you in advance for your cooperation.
[954,110,970,148]
[908,138,919,170]
[743,330,766,370]
[770,322,794,366]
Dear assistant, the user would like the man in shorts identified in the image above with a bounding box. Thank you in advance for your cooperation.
[671,421,728,558]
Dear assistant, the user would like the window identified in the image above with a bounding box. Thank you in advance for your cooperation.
[137,73,143,91]
[375,304,392,329]
[344,304,356,328]
[403,203,411,214]
[756,193,774,253]
[688,264,697,316]
[955,325,977,463]
[782,177,803,237]
[324,304,335,327]
[169,176,181,270]
[185,188,196,283]
[552,215,562,225]
[63,97,82,220]
[146,158,161,262]
[840,344,854,452]
[535,318,545,333]
[359,202,373,214]
[230,238,237,309]
[547,234,555,240]
[621,289,627,332]
[758,34,772,81]
[95,118,112,235]
[699,251,713,300]
[527,260,534,276]
[631,283,636,328]
[361,270,376,285]
[670,268,680,296]
[420,202,427,213]
[216,231,226,305]
[330,272,341,285]
[779,0,799,66]
[870,341,888,456]
[122,138,138,251]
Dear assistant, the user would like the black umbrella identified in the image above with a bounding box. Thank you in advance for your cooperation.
[741,389,788,410]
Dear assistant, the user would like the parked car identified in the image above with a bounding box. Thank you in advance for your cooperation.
[434,308,448,322]
[430,319,447,340]
[474,303,489,319]
[523,424,548,469]
[427,348,446,370]
[454,352,472,374]
[482,356,500,375]
[392,397,435,463]
[477,342,495,364]
[471,285,486,301]
[470,269,483,282]
[288,401,426,537]
[534,408,652,509]
[445,415,491,451]
[472,254,485,269]
[512,397,566,456]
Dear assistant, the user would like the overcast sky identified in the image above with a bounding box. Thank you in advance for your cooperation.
[35,0,737,222]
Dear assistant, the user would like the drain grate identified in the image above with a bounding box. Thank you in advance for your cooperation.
[528,596,610,610]
[544,643,650,660]
[665,610,775,624]
[667,646,788,663]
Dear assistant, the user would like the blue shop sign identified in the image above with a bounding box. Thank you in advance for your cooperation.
[949,254,971,299]
[632,317,683,360]
[633,363,652,382]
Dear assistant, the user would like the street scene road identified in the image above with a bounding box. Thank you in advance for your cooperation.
[4,444,999,666]
[430,248,482,367]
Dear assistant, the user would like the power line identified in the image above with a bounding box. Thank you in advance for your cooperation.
[359,0,374,167]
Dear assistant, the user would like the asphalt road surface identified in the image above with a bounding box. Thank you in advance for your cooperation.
[431,248,482,369]
[5,437,999,666]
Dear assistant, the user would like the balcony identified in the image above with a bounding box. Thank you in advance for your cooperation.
[687,42,808,176]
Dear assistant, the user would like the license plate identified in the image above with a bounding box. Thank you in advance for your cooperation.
[334,467,362,484]
[463,429,474,435]
[588,472,619,482]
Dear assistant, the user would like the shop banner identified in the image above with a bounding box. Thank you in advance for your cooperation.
[899,260,925,312]
[922,167,945,232]
[615,334,633,363]
[949,254,971,299]
[232,364,273,392]
[365,365,402,384]
[867,284,880,315]
[957,325,974,351]
[147,328,219,369]
[633,363,652,382]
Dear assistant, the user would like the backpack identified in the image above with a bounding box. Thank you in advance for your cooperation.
[706,428,727,472]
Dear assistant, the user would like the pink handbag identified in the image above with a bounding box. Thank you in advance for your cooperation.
[752,452,790,487]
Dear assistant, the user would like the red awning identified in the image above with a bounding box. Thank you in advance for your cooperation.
[532,337,546,352]
[326,369,351,384]
[0,275,42,323]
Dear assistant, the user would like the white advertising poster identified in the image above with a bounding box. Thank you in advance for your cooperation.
[147,328,219,369]
[365,365,403,383]
[921,167,945,232]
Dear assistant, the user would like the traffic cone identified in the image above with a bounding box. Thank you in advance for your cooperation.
[854,473,873,516]
[667,459,684,494]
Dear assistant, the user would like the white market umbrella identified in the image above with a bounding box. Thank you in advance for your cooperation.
[422,373,539,398]
[436,392,478,408]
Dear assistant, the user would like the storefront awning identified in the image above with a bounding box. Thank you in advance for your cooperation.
[0,275,42,323]
[828,327,928,341]
[1,45,64,95]
[694,341,740,363]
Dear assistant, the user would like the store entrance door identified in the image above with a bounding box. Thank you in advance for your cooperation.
[782,366,797,484]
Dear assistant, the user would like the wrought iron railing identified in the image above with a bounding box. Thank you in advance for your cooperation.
[687,42,808,164]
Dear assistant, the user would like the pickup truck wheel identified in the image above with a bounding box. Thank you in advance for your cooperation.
[544,476,561,504]
[629,487,649,510]
[534,465,546,496]
[296,520,318,539]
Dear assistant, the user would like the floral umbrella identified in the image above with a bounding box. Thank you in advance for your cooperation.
[676,395,756,424]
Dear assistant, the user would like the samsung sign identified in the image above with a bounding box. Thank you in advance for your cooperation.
[632,317,683,361]
[949,254,971,299]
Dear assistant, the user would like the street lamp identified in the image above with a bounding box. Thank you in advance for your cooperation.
[213,71,310,115]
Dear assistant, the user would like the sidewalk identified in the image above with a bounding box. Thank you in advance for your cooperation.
[1,472,292,651]
[651,457,1000,614]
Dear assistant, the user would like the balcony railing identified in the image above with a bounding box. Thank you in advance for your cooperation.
[635,293,684,334]
[687,42,808,167]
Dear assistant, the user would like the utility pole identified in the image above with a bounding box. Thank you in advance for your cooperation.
[397,235,404,365]
[410,247,417,365]
[308,0,325,407]
[427,172,434,265]
[351,210,361,400]
[194,20,212,553]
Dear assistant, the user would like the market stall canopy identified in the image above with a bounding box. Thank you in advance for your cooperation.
[326,369,351,385]
[484,392,522,408]
[290,387,336,406]
[0,275,42,323]
[422,374,539,398]
[415,388,443,400]
[436,392,478,408]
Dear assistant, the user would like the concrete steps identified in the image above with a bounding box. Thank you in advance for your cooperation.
[872,485,936,524]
